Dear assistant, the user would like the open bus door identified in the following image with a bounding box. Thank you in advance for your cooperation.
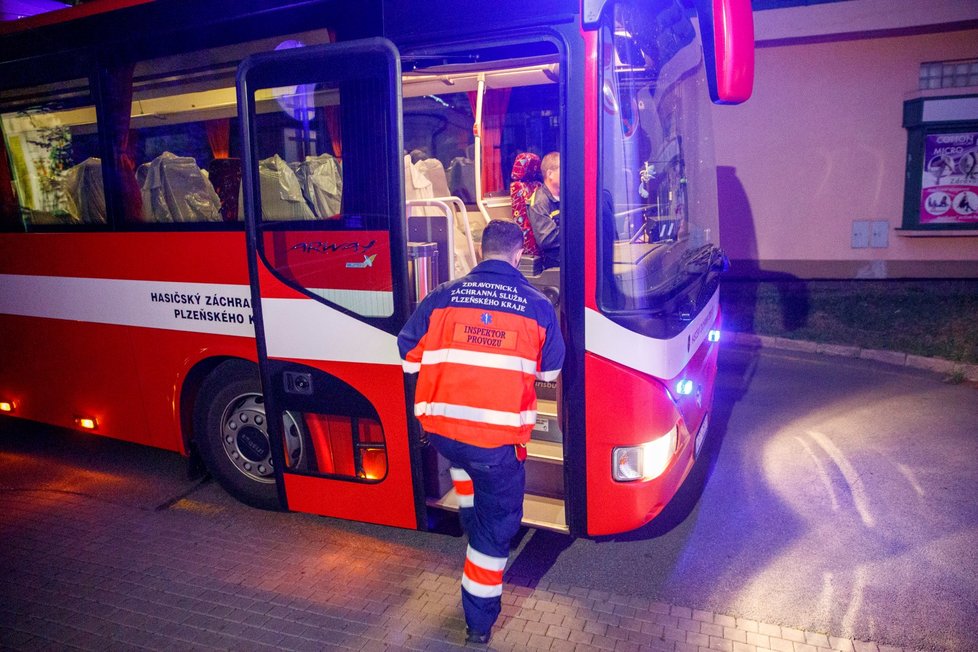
[236,39,423,529]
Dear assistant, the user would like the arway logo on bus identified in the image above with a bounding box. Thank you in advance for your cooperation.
[346,254,377,269]
[289,239,376,254]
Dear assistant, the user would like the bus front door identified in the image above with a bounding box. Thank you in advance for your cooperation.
[237,39,423,529]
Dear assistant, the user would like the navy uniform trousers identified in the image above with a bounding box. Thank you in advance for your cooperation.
[428,433,525,634]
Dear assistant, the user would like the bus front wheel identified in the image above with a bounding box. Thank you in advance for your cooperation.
[193,359,293,511]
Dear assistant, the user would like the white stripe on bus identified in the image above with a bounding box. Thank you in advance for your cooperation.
[261,297,400,365]
[585,289,719,380]
[306,287,393,317]
[0,274,400,366]
[0,274,255,337]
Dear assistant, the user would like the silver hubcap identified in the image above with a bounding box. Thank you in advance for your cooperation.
[220,393,303,483]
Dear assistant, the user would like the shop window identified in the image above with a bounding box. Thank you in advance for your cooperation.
[901,95,978,232]
[0,79,104,228]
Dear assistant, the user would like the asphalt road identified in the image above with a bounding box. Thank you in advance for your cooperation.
[1,345,976,651]
[514,346,978,652]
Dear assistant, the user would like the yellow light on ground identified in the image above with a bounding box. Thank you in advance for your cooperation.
[75,416,98,430]
[0,401,14,412]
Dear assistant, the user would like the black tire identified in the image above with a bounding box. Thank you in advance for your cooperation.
[193,359,296,510]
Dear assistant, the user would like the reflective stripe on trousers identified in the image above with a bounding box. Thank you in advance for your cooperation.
[428,433,525,634]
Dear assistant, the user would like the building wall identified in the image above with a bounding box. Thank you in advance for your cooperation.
[713,1,978,278]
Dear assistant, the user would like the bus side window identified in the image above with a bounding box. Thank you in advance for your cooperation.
[118,57,245,224]
[0,78,104,229]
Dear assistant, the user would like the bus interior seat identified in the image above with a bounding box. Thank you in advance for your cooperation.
[417,157,477,275]
[405,155,478,279]
[447,151,475,203]
[417,158,451,198]
[62,157,107,224]
[404,153,434,208]
[136,152,222,222]
[405,155,451,281]
[258,154,316,221]
[509,152,543,257]
[293,153,343,219]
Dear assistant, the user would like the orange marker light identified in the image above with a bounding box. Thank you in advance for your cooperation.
[0,401,14,412]
[75,416,98,430]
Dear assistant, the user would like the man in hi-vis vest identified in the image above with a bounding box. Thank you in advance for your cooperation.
[398,219,565,644]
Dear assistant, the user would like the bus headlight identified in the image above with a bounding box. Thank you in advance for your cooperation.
[612,424,678,482]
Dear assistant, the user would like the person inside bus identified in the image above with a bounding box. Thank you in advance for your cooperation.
[397,220,565,645]
[527,151,560,268]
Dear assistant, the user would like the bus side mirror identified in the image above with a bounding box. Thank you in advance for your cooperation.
[696,0,755,104]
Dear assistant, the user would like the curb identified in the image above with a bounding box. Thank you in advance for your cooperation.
[727,331,978,383]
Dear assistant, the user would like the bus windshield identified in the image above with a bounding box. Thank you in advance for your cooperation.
[599,0,723,326]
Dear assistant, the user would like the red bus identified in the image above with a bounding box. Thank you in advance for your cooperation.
[0,0,752,536]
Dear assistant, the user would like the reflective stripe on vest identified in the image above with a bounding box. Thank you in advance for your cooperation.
[415,401,537,429]
[420,347,537,375]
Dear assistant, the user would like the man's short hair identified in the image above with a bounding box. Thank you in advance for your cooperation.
[481,220,524,258]
[541,151,559,176]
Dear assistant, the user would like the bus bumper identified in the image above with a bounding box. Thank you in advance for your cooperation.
[584,347,713,536]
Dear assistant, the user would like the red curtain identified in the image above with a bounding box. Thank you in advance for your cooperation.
[468,88,511,196]
[205,119,230,159]
[104,63,143,220]
[203,118,239,220]
[324,106,342,158]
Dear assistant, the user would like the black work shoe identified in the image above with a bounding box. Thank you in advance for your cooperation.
[465,627,491,644]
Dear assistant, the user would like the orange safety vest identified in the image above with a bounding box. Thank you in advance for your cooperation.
[397,259,564,447]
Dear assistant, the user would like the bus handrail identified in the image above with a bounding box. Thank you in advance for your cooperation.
[406,197,467,279]
[432,195,477,268]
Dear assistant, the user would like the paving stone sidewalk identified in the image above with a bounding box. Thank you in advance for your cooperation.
[0,486,923,652]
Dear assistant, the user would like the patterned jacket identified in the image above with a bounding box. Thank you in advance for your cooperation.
[509,152,543,255]
[397,259,565,447]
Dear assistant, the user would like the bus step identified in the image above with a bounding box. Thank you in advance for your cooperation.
[422,441,563,501]
[526,439,562,463]
[533,399,561,443]
[427,490,569,533]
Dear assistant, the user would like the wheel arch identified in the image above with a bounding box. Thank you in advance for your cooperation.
[179,356,259,455]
